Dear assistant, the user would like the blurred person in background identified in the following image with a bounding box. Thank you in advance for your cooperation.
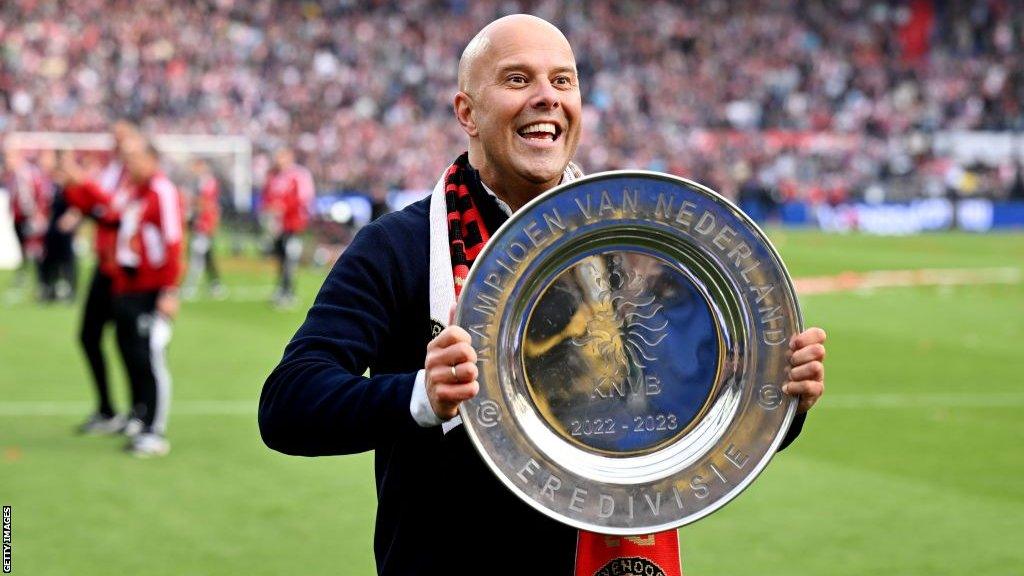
[112,138,184,458]
[1010,162,1024,200]
[260,15,828,574]
[260,147,314,308]
[3,147,49,295]
[369,182,392,222]
[61,121,141,435]
[182,158,226,300]
[38,149,78,302]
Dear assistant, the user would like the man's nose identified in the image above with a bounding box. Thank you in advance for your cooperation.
[530,79,561,110]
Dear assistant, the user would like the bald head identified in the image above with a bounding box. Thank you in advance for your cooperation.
[111,120,140,153]
[123,137,160,184]
[458,14,573,95]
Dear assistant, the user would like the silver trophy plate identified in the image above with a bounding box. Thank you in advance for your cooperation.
[455,171,801,535]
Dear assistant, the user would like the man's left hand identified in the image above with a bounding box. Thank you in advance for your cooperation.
[783,327,827,414]
[157,289,180,320]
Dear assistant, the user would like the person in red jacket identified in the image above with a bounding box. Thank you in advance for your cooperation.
[260,147,314,307]
[181,158,226,299]
[3,147,50,294]
[112,138,184,457]
[60,121,140,435]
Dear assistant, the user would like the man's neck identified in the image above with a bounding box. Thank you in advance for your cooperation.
[468,150,559,212]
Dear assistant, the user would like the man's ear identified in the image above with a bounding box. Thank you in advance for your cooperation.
[454,92,478,137]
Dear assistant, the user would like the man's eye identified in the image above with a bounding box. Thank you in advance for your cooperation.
[508,74,528,84]
[554,75,578,89]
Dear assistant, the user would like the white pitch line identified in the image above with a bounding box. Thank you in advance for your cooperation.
[795,267,1022,295]
[0,400,255,416]
[4,285,282,305]
[2,394,1023,416]
[158,267,1024,304]
[820,393,1024,409]
[184,285,278,303]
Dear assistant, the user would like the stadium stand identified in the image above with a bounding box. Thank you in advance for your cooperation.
[1,0,1021,206]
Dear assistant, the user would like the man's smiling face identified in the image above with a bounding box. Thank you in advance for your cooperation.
[455,15,582,208]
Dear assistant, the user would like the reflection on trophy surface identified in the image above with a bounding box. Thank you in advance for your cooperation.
[522,252,722,456]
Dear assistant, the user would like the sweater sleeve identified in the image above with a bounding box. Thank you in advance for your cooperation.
[258,220,422,456]
[65,181,116,223]
[777,411,805,451]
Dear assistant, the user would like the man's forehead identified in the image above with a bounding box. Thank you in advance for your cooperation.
[484,21,574,68]
[460,14,575,90]
[488,40,576,74]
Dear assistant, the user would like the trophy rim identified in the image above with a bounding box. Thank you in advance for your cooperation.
[455,169,803,534]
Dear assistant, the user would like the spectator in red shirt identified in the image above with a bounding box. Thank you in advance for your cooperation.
[182,158,226,300]
[260,147,314,307]
[3,147,50,294]
[112,138,184,457]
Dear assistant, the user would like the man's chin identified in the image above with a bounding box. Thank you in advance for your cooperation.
[514,158,569,187]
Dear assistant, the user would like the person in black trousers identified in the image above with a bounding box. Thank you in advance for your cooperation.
[59,126,139,434]
[41,152,79,303]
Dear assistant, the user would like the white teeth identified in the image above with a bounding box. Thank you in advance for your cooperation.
[518,122,557,137]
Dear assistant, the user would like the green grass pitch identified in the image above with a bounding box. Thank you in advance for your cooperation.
[1,230,1022,575]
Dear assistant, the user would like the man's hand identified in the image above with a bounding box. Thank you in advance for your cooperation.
[783,327,827,414]
[57,208,82,234]
[157,289,180,320]
[424,325,480,421]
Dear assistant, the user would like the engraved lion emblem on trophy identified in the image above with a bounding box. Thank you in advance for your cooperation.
[570,259,668,379]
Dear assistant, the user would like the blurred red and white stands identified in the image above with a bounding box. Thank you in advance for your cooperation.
[3,131,253,211]
[1,0,1022,232]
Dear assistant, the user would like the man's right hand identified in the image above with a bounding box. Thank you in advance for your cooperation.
[56,208,82,234]
[424,325,479,421]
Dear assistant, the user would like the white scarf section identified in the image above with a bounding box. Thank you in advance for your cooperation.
[428,161,582,433]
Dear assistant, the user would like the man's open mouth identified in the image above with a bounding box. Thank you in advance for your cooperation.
[516,122,562,141]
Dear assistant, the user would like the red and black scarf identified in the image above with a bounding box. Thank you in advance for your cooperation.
[443,152,508,298]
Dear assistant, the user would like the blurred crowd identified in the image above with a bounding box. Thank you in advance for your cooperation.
[1,0,1023,204]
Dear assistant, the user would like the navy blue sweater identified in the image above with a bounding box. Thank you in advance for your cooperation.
[259,195,805,575]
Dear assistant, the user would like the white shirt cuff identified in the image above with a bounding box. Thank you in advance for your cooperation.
[410,369,442,427]
[410,369,464,433]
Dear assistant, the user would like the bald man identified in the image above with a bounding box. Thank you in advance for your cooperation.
[260,15,826,575]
